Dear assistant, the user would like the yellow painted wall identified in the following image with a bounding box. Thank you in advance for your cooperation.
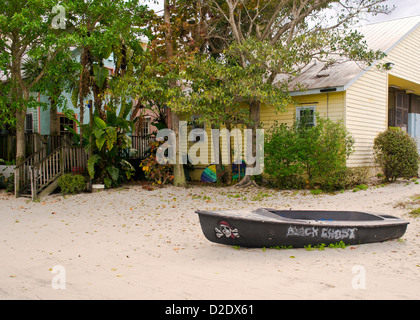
[345,70,389,167]
[387,26,420,86]
[260,91,346,127]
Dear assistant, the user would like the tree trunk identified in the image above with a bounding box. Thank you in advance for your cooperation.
[165,0,186,187]
[78,47,91,146]
[236,100,261,187]
[171,112,186,187]
[50,104,59,135]
[15,87,29,197]
[15,107,26,165]
[225,121,233,185]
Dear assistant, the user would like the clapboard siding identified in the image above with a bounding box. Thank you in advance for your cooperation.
[260,91,346,128]
[387,26,420,85]
[346,69,388,167]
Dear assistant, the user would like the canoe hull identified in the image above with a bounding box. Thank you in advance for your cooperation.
[196,209,409,248]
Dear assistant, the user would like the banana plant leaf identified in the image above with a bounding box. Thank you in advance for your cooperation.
[92,64,109,89]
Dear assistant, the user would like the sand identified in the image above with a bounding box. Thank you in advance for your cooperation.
[0,181,419,300]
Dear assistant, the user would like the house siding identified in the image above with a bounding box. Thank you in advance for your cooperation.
[260,91,346,127]
[26,107,39,133]
[387,26,420,85]
[345,69,389,167]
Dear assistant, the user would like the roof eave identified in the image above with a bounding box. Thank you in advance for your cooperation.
[290,86,345,96]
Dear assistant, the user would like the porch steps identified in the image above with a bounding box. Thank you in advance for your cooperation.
[15,146,88,201]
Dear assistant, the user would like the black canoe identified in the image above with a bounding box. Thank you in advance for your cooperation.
[196,209,409,248]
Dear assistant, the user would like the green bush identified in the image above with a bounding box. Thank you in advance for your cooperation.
[58,174,86,195]
[264,115,356,191]
[373,127,419,181]
[264,122,305,189]
[320,167,369,191]
[5,173,14,193]
[0,173,14,193]
[306,117,355,188]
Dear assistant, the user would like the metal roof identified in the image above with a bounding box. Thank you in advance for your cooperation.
[282,15,420,93]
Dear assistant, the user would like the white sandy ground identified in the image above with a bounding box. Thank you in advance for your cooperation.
[0,181,419,300]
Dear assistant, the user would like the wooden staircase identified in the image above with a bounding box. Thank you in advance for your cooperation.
[15,146,88,201]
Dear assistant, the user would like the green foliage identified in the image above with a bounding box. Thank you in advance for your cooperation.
[321,167,369,192]
[73,104,136,189]
[298,117,355,186]
[0,0,74,137]
[304,241,349,251]
[58,174,86,195]
[310,189,323,195]
[0,173,14,193]
[264,115,356,191]
[353,184,369,192]
[264,121,306,189]
[409,208,420,218]
[373,127,419,181]
[0,160,14,192]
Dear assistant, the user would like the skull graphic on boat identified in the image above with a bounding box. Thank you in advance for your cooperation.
[215,221,240,239]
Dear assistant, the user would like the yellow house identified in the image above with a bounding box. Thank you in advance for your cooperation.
[187,16,420,181]
[262,15,420,169]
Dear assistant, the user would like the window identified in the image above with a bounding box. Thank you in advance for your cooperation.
[142,117,151,136]
[58,114,76,135]
[296,106,316,127]
[25,113,34,133]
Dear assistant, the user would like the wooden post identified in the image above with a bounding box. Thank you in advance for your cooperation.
[60,146,65,176]
[30,165,38,202]
[88,100,93,192]
[14,166,20,198]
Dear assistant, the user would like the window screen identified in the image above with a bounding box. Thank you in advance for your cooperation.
[296,106,316,127]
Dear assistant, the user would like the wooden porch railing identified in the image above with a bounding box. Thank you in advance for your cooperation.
[30,147,64,200]
[0,133,70,162]
[63,146,88,174]
[12,133,151,199]
[14,147,48,196]
[1,133,151,161]
[131,135,154,159]
[15,146,88,200]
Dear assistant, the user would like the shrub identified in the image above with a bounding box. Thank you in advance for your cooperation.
[58,174,87,195]
[320,167,369,192]
[0,173,15,193]
[264,122,305,189]
[264,116,356,191]
[5,173,14,193]
[373,127,419,181]
[307,117,355,187]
